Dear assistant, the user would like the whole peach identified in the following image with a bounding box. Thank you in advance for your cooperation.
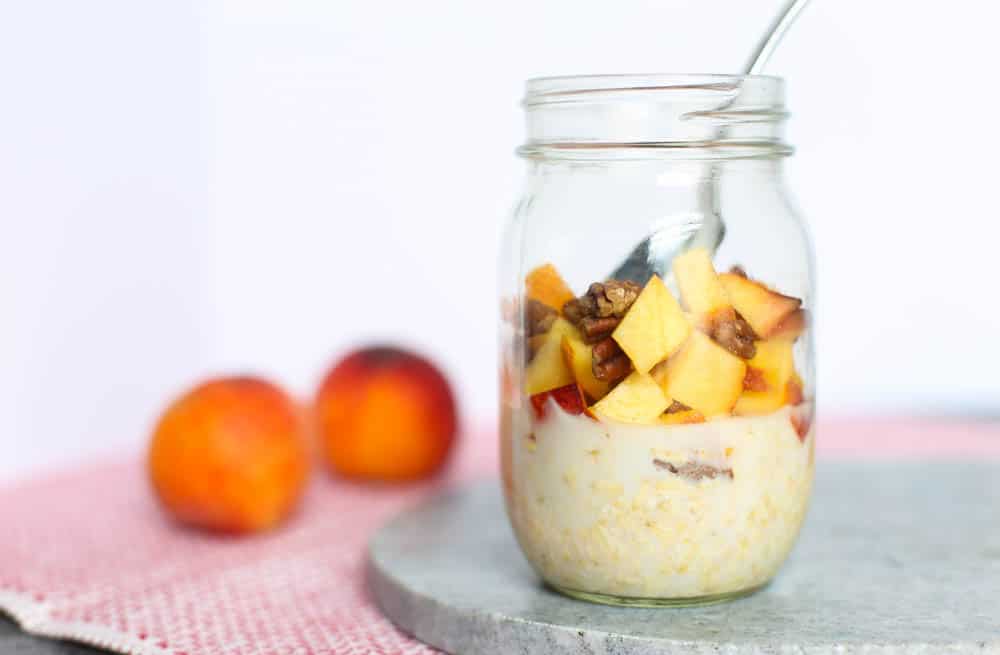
[315,347,457,481]
[148,376,309,533]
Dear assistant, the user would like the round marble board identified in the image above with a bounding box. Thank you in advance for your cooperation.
[368,460,1000,655]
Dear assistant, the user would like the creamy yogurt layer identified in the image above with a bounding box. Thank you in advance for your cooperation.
[506,405,813,600]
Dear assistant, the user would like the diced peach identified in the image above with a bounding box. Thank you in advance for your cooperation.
[560,333,610,402]
[749,339,794,391]
[611,274,691,373]
[786,372,805,406]
[658,409,706,425]
[524,318,578,394]
[732,392,783,416]
[530,383,587,420]
[769,308,808,341]
[591,372,671,424]
[743,367,768,392]
[718,273,801,338]
[525,263,575,312]
[733,340,795,416]
[791,405,812,441]
[672,248,734,327]
[660,331,746,418]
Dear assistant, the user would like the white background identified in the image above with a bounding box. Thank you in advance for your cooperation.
[2,0,998,481]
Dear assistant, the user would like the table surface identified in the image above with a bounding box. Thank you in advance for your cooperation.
[370,460,1000,655]
[5,419,1000,655]
[0,615,101,654]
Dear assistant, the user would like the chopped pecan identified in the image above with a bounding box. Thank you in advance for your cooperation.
[579,316,620,343]
[563,280,641,327]
[653,459,734,481]
[591,337,622,362]
[525,334,544,363]
[590,337,630,383]
[525,299,557,337]
[595,280,641,317]
[710,312,757,359]
[729,265,748,278]
[664,400,692,414]
[593,353,631,383]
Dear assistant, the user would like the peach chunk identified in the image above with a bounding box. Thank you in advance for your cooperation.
[672,248,734,328]
[560,333,610,401]
[611,274,691,373]
[733,339,795,416]
[659,331,746,418]
[769,308,808,341]
[525,263,575,312]
[524,317,578,395]
[718,273,801,339]
[658,409,706,425]
[786,372,805,406]
[591,371,671,424]
[530,383,587,420]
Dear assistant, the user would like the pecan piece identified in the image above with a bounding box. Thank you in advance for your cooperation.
[593,353,631,383]
[594,280,641,318]
[579,316,620,343]
[591,336,622,362]
[590,337,630,383]
[653,459,734,481]
[729,265,748,278]
[524,299,557,337]
[564,280,641,324]
[710,312,757,359]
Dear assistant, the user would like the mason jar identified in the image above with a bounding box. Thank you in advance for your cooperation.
[498,74,815,607]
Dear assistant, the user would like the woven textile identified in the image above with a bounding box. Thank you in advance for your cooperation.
[0,435,496,655]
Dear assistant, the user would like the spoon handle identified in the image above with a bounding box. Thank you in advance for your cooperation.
[744,0,813,75]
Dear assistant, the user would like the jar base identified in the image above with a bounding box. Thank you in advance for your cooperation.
[547,581,768,608]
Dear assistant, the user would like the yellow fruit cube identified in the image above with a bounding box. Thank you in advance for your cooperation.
[658,409,706,425]
[611,275,691,373]
[560,333,610,402]
[672,248,733,327]
[525,263,575,312]
[524,318,578,395]
[749,339,794,390]
[718,273,801,338]
[769,308,808,341]
[786,371,805,406]
[591,372,670,424]
[660,331,746,418]
[733,339,795,416]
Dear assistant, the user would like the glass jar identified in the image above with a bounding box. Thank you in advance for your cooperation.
[499,74,815,607]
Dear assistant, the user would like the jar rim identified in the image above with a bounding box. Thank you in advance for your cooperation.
[520,72,790,160]
[524,73,784,106]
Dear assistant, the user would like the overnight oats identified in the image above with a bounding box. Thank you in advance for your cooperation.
[500,249,813,606]
[499,74,815,606]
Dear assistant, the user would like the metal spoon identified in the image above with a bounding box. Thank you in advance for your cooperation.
[610,0,812,283]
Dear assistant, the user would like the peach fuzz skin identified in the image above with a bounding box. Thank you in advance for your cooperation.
[315,347,457,482]
[148,376,310,534]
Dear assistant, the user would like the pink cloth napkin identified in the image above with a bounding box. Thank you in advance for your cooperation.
[1,419,997,654]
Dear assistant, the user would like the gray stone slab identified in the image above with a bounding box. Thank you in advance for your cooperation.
[0,615,103,654]
[368,460,1000,654]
